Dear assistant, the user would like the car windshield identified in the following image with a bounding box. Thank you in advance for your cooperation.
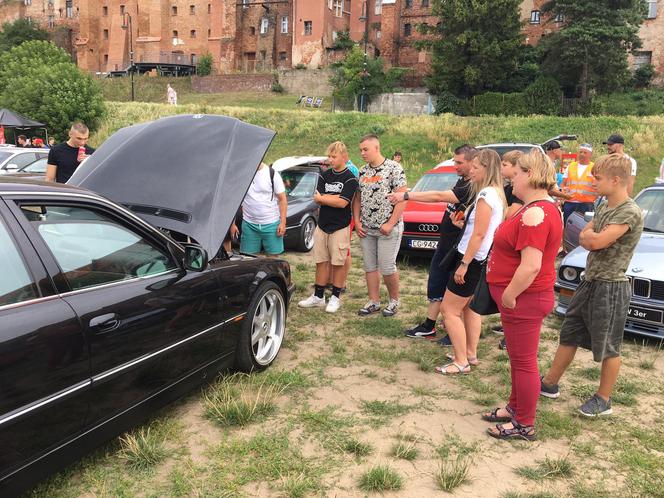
[19,158,47,173]
[635,188,664,233]
[0,151,12,163]
[412,172,458,193]
[281,170,318,198]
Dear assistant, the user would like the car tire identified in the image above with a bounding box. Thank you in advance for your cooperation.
[234,281,286,372]
[296,217,316,252]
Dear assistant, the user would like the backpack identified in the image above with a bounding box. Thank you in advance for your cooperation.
[269,165,275,201]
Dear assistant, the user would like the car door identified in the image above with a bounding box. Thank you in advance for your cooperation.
[0,201,89,482]
[10,198,230,424]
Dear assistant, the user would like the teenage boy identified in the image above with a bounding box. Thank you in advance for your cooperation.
[540,154,643,417]
[299,141,359,313]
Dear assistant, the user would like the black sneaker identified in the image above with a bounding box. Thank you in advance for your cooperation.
[435,334,452,346]
[358,301,381,316]
[405,323,436,339]
[498,338,507,350]
[540,376,560,399]
[492,325,504,335]
[579,394,612,417]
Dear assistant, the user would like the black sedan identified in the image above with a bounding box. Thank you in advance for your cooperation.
[0,115,294,495]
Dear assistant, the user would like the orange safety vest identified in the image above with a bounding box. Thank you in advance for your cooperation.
[564,161,598,203]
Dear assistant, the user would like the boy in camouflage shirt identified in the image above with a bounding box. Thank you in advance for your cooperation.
[541,154,643,417]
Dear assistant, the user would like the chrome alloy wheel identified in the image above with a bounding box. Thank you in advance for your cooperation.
[251,289,285,366]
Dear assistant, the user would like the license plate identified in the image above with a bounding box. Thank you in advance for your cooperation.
[627,305,663,324]
[409,240,438,249]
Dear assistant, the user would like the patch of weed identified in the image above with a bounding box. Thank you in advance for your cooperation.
[358,465,403,492]
[391,438,419,461]
[118,427,167,470]
[536,409,582,440]
[436,431,481,459]
[436,455,472,492]
[361,399,412,418]
[516,456,573,481]
[340,437,373,457]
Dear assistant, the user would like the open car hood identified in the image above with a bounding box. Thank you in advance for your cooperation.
[68,114,275,256]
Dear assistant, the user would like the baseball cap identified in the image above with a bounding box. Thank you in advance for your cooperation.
[579,143,593,152]
[603,134,624,145]
[543,140,562,151]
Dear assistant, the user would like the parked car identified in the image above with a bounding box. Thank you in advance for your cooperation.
[234,155,326,252]
[556,183,664,340]
[3,156,48,182]
[400,159,458,253]
[0,115,295,495]
[0,147,48,175]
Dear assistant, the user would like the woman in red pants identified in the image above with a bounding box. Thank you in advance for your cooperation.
[483,150,563,441]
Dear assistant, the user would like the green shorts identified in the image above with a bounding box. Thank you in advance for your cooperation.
[240,220,284,255]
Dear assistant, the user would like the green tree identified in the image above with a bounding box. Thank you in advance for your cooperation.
[0,18,49,52]
[196,53,213,76]
[0,41,105,140]
[330,46,406,108]
[425,0,525,98]
[540,0,645,97]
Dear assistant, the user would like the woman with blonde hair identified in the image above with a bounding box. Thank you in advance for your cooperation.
[482,150,562,440]
[435,148,506,375]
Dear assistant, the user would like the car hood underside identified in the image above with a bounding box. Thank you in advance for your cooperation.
[68,114,275,256]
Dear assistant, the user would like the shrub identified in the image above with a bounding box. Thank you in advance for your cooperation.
[196,53,213,76]
[471,92,528,116]
[435,90,465,115]
[633,64,655,89]
[523,76,562,115]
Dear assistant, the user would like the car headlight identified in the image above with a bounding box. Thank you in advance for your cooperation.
[562,267,579,282]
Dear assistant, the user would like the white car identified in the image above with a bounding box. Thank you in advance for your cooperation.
[0,147,49,175]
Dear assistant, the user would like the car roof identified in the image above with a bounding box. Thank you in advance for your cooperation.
[272,156,328,172]
[0,147,48,154]
[0,177,93,195]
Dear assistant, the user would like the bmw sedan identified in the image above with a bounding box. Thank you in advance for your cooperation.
[556,184,664,339]
[0,115,295,495]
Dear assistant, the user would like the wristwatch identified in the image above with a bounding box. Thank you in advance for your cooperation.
[403,191,410,201]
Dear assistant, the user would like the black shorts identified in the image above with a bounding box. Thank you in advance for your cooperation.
[445,252,483,298]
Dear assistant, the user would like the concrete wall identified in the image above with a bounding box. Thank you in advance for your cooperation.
[192,73,273,92]
[278,68,333,96]
[367,92,434,115]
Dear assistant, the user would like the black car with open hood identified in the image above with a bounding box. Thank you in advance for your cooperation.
[0,114,294,495]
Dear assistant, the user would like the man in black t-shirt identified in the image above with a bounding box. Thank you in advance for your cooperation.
[388,144,478,339]
[298,141,359,313]
[46,122,95,183]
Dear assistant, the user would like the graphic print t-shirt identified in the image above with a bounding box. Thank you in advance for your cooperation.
[317,167,359,233]
[358,159,407,229]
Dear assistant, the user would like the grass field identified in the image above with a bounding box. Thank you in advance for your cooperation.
[27,248,664,498]
[92,100,664,195]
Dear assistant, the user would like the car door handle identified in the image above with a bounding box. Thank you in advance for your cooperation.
[89,313,119,332]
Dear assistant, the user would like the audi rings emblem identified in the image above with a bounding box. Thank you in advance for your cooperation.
[418,224,439,232]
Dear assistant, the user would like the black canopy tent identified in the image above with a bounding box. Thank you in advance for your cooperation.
[0,109,48,145]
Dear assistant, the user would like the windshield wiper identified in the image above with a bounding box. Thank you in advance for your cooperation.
[643,227,664,233]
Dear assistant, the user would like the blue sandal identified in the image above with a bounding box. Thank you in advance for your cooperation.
[482,405,515,423]
[487,420,536,441]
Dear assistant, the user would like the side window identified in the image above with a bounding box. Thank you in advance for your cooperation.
[0,218,39,306]
[10,153,37,169]
[20,204,178,291]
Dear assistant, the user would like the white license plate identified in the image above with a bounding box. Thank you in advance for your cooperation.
[409,240,438,249]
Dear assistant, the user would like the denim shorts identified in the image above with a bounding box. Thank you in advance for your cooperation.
[240,219,284,255]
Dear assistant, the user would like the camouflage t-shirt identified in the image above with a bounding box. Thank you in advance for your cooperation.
[585,198,643,282]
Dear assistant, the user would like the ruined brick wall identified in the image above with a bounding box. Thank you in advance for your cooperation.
[191,73,273,92]
[637,4,664,84]
[235,0,292,71]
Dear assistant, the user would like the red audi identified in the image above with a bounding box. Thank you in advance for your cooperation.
[400,159,458,253]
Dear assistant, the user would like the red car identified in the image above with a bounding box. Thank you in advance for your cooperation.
[401,159,458,253]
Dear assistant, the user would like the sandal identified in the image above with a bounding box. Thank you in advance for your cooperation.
[434,362,471,375]
[487,420,536,441]
[446,353,479,366]
[481,405,515,423]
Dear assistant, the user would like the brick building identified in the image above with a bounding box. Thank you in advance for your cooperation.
[1,0,663,84]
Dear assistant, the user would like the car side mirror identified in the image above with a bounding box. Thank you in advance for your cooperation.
[583,212,595,222]
[5,163,18,171]
[183,244,208,272]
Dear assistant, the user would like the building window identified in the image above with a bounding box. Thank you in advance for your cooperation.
[281,15,288,33]
[242,0,249,8]
[104,54,109,64]
[189,4,195,14]
[190,54,197,65]
[66,0,73,18]
[304,20,312,36]
[333,0,343,17]
[279,51,287,62]
[24,0,31,5]
[634,51,652,69]
[405,0,412,7]
[260,17,269,34]
[102,6,108,15]
[530,10,540,24]
[250,26,256,35]
[404,23,411,36]
[103,29,109,39]
[207,28,211,37]
[173,30,178,39]
[421,0,429,6]
[48,15,55,28]
[207,3,211,13]
[555,12,564,23]
[375,0,382,15]
[646,0,657,19]
[171,5,177,15]
[190,29,196,38]
[376,30,381,39]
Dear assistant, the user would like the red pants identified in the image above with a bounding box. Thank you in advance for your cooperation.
[489,285,554,426]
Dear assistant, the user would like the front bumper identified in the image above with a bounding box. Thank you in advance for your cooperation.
[555,282,664,340]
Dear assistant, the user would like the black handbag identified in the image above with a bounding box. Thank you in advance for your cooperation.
[438,203,473,272]
[469,261,498,315]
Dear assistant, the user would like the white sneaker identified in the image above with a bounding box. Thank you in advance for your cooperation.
[298,294,326,308]
[326,295,341,313]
